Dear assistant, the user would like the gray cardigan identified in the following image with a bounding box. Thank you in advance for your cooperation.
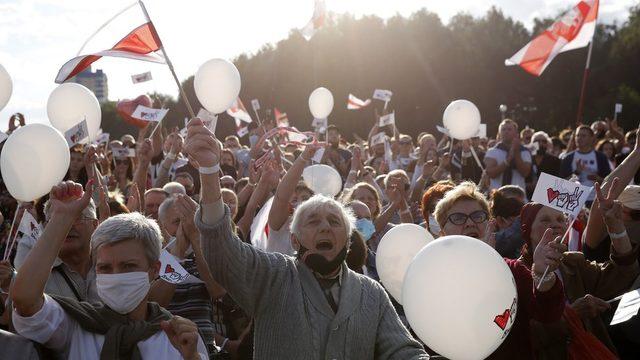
[196,204,428,359]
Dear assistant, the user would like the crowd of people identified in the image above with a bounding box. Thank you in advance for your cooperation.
[0,108,639,359]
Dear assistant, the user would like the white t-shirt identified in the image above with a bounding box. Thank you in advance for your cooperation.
[13,294,208,360]
[571,150,601,201]
[485,146,532,193]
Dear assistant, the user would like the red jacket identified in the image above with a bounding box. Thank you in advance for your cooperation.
[487,259,565,360]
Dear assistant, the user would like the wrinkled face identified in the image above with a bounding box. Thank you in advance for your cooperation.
[291,204,348,262]
[95,239,159,279]
[499,123,518,143]
[441,199,488,239]
[576,128,594,149]
[532,135,548,153]
[59,217,97,258]
[144,192,167,220]
[222,191,238,219]
[159,205,180,238]
[529,207,566,249]
[327,129,340,146]
[69,152,84,173]
[352,187,378,218]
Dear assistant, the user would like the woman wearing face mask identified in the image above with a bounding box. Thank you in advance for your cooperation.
[11,181,207,360]
[433,181,565,360]
[519,181,639,359]
[345,201,375,277]
[419,181,454,237]
[491,186,525,259]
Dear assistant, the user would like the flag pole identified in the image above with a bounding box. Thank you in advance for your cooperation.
[137,0,196,120]
[575,40,594,125]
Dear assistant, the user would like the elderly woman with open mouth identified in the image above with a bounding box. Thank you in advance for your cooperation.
[185,118,428,359]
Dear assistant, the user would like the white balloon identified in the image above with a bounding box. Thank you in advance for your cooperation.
[1,124,70,202]
[0,63,12,112]
[194,58,241,114]
[403,235,518,360]
[302,164,342,197]
[443,99,481,140]
[47,83,101,141]
[308,87,334,119]
[376,224,433,304]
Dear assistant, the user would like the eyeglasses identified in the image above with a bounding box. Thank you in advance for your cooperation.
[447,210,488,225]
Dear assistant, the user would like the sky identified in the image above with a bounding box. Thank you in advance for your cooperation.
[0,0,636,129]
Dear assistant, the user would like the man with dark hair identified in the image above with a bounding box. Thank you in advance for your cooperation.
[559,125,611,202]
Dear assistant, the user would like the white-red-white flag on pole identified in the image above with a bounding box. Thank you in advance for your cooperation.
[274,108,289,127]
[55,3,166,83]
[227,98,253,123]
[301,0,326,40]
[347,94,371,110]
[505,0,599,76]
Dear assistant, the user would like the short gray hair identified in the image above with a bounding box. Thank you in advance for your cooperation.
[290,194,356,238]
[44,198,96,221]
[162,182,186,196]
[157,196,177,222]
[91,212,162,265]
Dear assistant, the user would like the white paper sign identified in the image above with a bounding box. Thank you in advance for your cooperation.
[476,124,487,138]
[174,157,189,169]
[159,249,191,284]
[132,105,168,123]
[111,146,136,158]
[131,71,152,84]
[615,103,623,114]
[251,99,260,111]
[610,289,640,325]
[379,112,395,127]
[65,119,89,147]
[18,211,42,239]
[311,117,328,129]
[237,126,249,138]
[197,108,218,133]
[373,89,393,102]
[436,125,450,136]
[371,132,387,146]
[0,132,8,144]
[312,147,325,164]
[531,173,593,219]
[384,138,393,165]
[95,132,110,145]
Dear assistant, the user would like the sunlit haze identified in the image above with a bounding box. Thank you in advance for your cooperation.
[0,0,635,128]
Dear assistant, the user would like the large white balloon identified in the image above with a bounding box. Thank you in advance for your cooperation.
[403,235,518,360]
[376,224,434,304]
[1,124,70,202]
[194,58,241,114]
[308,87,334,119]
[443,99,481,140]
[47,83,101,141]
[302,164,342,197]
[0,63,12,111]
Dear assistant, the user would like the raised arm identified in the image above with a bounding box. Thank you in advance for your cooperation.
[237,160,279,238]
[268,143,322,231]
[11,181,93,317]
[133,139,153,209]
[185,118,289,316]
[154,132,183,188]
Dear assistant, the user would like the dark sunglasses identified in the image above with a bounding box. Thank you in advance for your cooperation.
[447,210,488,225]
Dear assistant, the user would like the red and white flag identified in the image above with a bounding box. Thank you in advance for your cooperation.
[567,218,584,252]
[227,98,253,123]
[274,108,289,127]
[301,0,326,40]
[56,21,165,83]
[347,94,371,110]
[505,0,599,76]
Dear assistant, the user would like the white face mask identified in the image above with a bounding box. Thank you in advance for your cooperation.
[428,215,441,236]
[97,272,150,314]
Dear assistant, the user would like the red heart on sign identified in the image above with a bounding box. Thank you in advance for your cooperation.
[164,264,175,273]
[494,309,511,330]
[546,188,560,203]
[116,95,153,129]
